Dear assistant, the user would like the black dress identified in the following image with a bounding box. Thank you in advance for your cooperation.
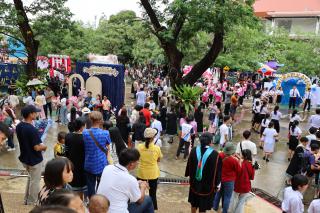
[166,112,177,136]
[194,110,204,133]
[116,116,130,143]
[286,146,307,177]
[159,106,167,132]
[65,133,86,189]
[185,147,222,212]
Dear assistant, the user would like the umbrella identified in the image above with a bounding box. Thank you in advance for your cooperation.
[257,64,276,76]
[27,78,44,86]
[266,60,284,70]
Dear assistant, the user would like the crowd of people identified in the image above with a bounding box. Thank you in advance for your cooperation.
[0,68,320,213]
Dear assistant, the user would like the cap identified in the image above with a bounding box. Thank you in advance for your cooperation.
[144,128,158,139]
[21,105,41,118]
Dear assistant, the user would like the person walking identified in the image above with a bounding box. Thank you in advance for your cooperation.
[288,120,302,162]
[271,105,283,134]
[176,116,194,161]
[65,118,87,199]
[185,132,221,213]
[82,111,111,198]
[101,96,111,121]
[213,142,241,213]
[116,109,131,145]
[16,105,47,205]
[303,88,312,112]
[44,87,54,119]
[137,128,163,210]
[262,122,278,162]
[229,149,255,213]
[289,86,300,110]
[166,107,178,143]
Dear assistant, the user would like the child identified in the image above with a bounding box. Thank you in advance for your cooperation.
[54,131,66,158]
[89,194,110,213]
[262,122,278,162]
[281,174,308,213]
[260,113,270,138]
[288,120,302,162]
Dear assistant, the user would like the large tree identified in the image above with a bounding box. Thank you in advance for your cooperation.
[0,0,73,79]
[140,0,257,85]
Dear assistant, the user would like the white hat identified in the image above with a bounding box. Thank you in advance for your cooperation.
[81,107,91,114]
[144,128,158,139]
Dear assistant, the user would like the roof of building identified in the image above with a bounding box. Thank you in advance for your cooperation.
[253,0,320,17]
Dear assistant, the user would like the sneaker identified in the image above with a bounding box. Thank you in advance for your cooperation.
[7,148,16,152]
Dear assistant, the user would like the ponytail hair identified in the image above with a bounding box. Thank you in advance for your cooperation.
[145,138,152,149]
[291,109,298,118]
[274,105,279,115]
[291,120,299,133]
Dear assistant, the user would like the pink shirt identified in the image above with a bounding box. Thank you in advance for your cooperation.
[202,92,209,102]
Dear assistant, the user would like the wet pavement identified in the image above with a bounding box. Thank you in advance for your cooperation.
[0,85,317,212]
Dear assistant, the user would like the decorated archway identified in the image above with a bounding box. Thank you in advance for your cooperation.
[276,72,312,105]
[68,74,85,97]
[276,72,312,90]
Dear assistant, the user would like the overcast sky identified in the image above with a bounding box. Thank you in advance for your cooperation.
[65,0,142,24]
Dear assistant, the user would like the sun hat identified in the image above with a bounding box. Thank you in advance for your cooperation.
[144,128,158,139]
[223,142,236,155]
[81,107,91,114]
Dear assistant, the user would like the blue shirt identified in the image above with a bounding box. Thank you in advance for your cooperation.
[83,128,111,174]
[16,122,43,166]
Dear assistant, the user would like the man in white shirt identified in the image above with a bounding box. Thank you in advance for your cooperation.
[219,116,231,147]
[309,109,320,130]
[289,86,300,110]
[136,88,146,107]
[176,117,194,160]
[150,114,162,145]
[236,130,257,159]
[303,88,312,112]
[97,149,154,213]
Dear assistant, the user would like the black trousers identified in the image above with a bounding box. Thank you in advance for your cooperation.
[289,97,296,109]
[138,178,158,210]
[176,139,190,159]
[44,102,52,118]
[224,103,231,115]
[303,99,311,111]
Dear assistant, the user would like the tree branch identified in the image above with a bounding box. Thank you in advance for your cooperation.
[172,14,185,42]
[0,32,25,46]
[140,0,162,32]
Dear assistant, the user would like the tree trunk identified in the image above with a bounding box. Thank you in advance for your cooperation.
[13,0,39,79]
[183,32,224,85]
[163,43,183,88]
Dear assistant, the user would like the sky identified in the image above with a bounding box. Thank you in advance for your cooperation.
[65,0,142,25]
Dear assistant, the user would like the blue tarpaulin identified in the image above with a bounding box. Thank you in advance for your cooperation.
[75,62,125,109]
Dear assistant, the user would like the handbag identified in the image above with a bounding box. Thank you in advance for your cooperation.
[89,130,108,157]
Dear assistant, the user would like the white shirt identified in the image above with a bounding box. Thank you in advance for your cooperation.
[23,96,34,105]
[136,91,146,106]
[290,126,302,136]
[290,89,300,98]
[281,187,304,213]
[151,119,162,140]
[309,114,320,129]
[260,106,269,115]
[219,124,229,146]
[236,140,257,156]
[271,111,282,120]
[149,102,156,111]
[276,90,284,96]
[290,114,302,123]
[306,134,317,151]
[308,199,320,213]
[60,98,67,106]
[304,91,312,100]
[263,128,278,144]
[97,164,141,213]
[261,119,270,128]
[181,123,193,142]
